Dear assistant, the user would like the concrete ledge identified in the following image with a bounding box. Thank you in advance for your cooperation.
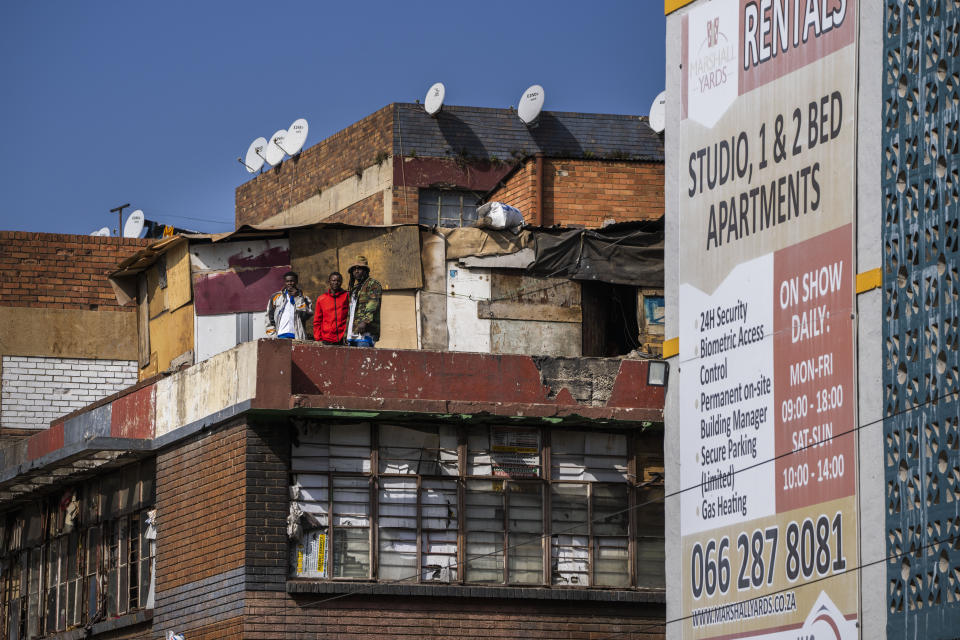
[286,580,666,603]
[51,609,152,640]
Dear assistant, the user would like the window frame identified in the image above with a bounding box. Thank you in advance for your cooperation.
[290,422,664,590]
[417,189,481,228]
[0,459,156,639]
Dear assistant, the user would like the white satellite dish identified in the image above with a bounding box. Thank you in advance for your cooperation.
[424,82,445,116]
[649,90,666,134]
[285,118,308,155]
[243,137,268,173]
[123,210,145,238]
[518,84,545,125]
[90,227,111,237]
[264,129,287,166]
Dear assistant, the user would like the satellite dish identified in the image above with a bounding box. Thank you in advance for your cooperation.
[649,90,666,134]
[243,137,268,173]
[285,118,309,155]
[90,227,111,237]
[424,82,445,116]
[264,129,287,166]
[517,84,545,125]
[123,210,145,238]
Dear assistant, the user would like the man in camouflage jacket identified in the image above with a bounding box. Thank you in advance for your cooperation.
[345,256,382,347]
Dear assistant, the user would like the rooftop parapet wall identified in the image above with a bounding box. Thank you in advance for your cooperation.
[0,340,665,504]
[235,105,394,227]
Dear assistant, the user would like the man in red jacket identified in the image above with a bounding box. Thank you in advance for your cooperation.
[313,272,350,344]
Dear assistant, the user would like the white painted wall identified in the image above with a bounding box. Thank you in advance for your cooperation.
[194,312,268,363]
[189,239,290,272]
[445,261,491,353]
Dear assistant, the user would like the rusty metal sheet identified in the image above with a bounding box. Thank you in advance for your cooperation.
[289,227,339,298]
[444,227,532,260]
[419,230,447,351]
[164,239,192,312]
[111,385,155,440]
[290,225,422,293]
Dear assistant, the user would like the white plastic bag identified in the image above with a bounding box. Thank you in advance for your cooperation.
[475,201,524,231]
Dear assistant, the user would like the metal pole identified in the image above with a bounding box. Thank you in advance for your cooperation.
[110,203,130,237]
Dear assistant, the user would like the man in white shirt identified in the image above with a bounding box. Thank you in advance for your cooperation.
[265,271,313,339]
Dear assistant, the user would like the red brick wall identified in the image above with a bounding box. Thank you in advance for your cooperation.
[391,185,420,224]
[488,159,537,219]
[156,421,246,592]
[0,232,149,311]
[244,593,665,639]
[543,159,664,227]
[235,106,394,227]
[487,159,664,228]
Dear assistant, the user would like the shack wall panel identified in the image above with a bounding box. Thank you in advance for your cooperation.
[378,291,418,350]
[446,262,490,353]
[490,319,581,357]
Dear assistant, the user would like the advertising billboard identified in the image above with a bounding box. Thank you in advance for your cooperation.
[676,1,858,638]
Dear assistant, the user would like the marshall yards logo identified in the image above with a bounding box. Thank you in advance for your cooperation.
[686,0,739,128]
[693,16,734,93]
[707,17,720,47]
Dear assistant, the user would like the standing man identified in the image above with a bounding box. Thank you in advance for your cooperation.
[313,271,350,344]
[345,256,382,348]
[265,271,313,339]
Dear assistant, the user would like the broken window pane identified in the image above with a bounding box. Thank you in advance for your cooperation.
[378,424,458,476]
[421,479,457,582]
[551,483,589,586]
[551,431,628,482]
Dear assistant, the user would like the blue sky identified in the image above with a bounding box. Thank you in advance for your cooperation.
[0,2,665,236]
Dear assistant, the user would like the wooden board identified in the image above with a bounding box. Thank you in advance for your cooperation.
[377,291,418,350]
[147,303,194,374]
[290,226,422,294]
[164,239,192,312]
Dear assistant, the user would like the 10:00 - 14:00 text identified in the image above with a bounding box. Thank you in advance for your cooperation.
[690,512,847,600]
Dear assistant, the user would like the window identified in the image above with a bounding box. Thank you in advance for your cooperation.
[418,189,480,227]
[0,460,156,639]
[290,422,664,590]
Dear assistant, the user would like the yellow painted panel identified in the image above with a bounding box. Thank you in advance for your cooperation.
[662,337,679,358]
[0,307,138,360]
[377,291,418,350]
[165,239,192,311]
[665,0,695,14]
[856,268,882,294]
[147,261,167,320]
[148,303,195,374]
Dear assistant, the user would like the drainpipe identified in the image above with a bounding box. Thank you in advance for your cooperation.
[534,153,544,226]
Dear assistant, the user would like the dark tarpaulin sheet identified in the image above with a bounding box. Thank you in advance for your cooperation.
[527,218,663,287]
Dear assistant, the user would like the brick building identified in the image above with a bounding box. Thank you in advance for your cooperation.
[0,101,668,638]
[235,103,663,230]
[0,341,666,639]
[0,232,150,442]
